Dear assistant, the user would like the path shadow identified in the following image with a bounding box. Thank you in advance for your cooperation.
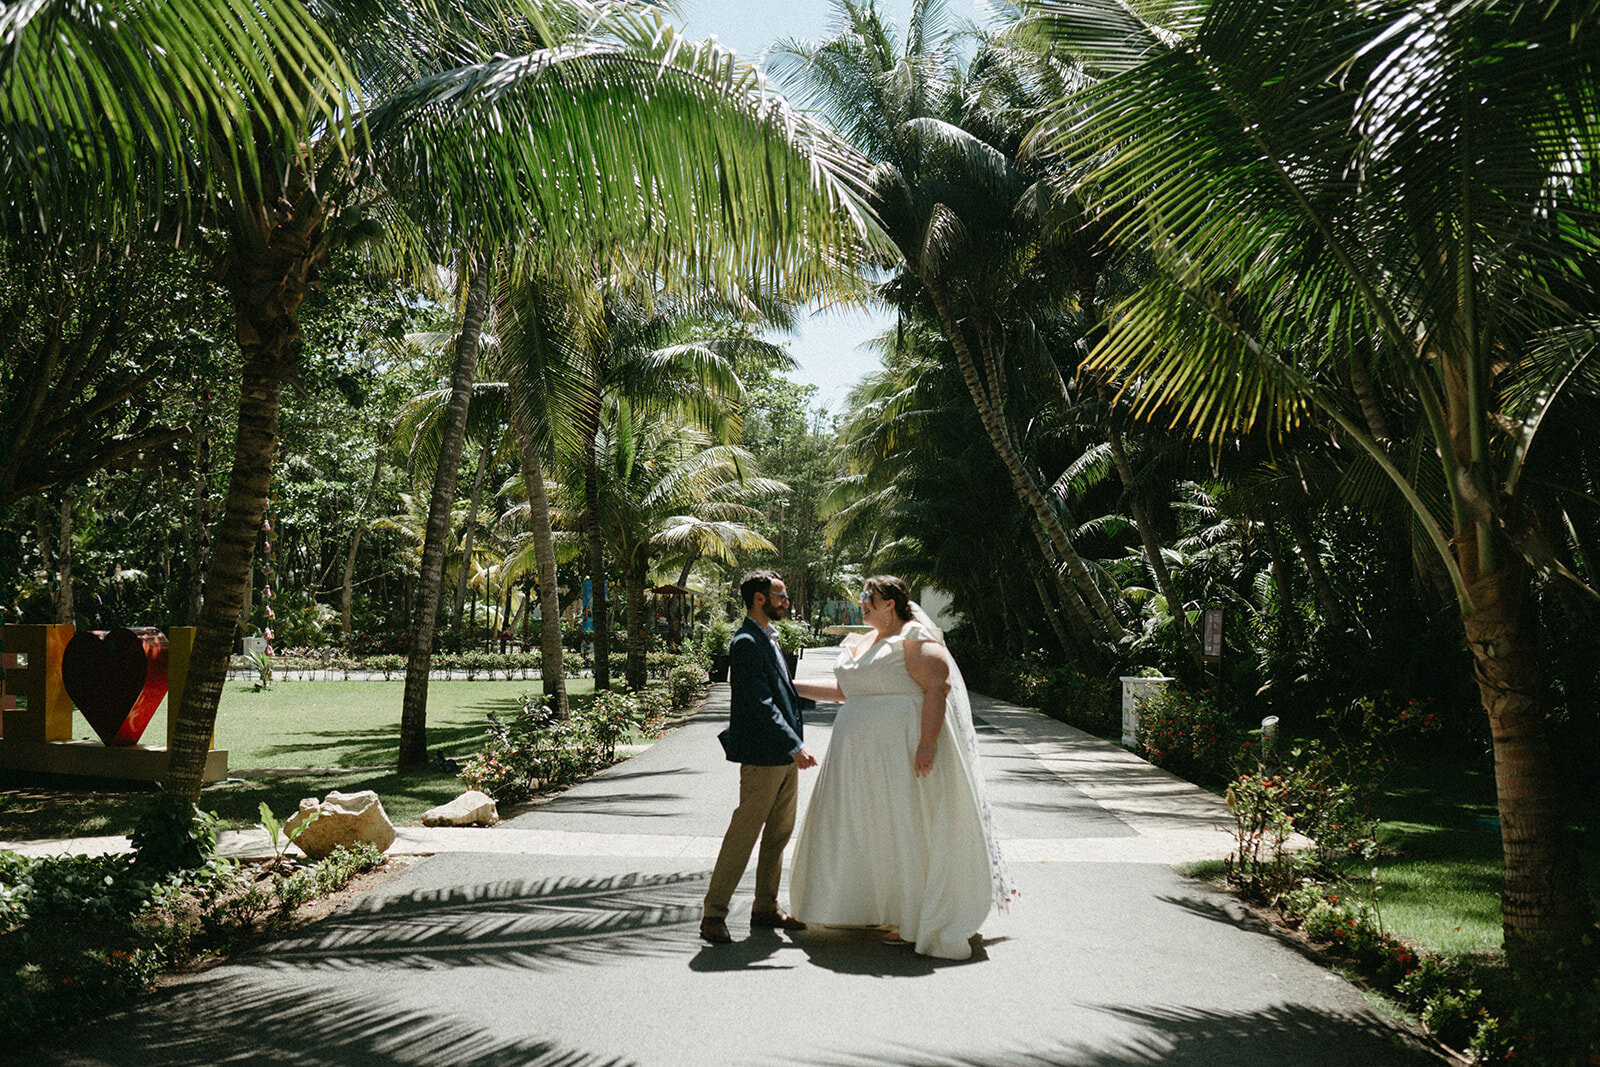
[26,976,636,1067]
[786,1002,1440,1065]
[254,870,711,975]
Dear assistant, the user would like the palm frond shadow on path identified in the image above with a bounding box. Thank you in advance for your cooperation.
[789,1002,1436,1066]
[256,870,712,974]
[29,975,635,1067]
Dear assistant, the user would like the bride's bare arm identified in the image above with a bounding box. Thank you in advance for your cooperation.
[903,640,952,777]
[793,677,844,702]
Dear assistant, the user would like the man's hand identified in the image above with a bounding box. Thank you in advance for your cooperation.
[793,748,818,769]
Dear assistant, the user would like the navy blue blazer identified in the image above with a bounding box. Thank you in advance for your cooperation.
[718,616,815,766]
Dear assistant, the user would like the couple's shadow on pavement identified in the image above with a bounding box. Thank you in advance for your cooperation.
[689,926,1002,976]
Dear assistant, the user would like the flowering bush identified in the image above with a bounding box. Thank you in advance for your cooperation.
[1135,685,1243,785]
[668,660,709,709]
[460,685,671,804]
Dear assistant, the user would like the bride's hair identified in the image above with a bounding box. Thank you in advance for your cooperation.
[863,575,912,622]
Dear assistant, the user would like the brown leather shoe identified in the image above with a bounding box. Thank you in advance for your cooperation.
[699,917,733,943]
[750,908,807,931]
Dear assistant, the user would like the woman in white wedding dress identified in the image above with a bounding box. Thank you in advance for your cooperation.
[789,575,1014,960]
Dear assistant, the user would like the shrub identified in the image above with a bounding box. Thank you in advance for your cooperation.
[130,791,221,878]
[668,658,709,709]
[1035,665,1119,736]
[1135,686,1243,785]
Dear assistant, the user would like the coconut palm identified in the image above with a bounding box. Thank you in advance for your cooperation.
[6,0,878,793]
[564,410,784,690]
[770,0,1131,654]
[1025,0,1600,958]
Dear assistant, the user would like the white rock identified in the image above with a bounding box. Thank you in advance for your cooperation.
[286,789,396,860]
[421,790,500,827]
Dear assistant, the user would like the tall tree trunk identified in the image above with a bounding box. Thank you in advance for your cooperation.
[584,433,611,690]
[1458,533,1594,963]
[35,495,74,625]
[1031,568,1079,662]
[1286,508,1346,628]
[1259,518,1305,649]
[399,255,490,771]
[167,206,322,799]
[1026,522,1104,671]
[452,437,494,633]
[342,451,384,640]
[926,283,1126,646]
[625,561,647,691]
[507,394,568,717]
[1106,426,1204,671]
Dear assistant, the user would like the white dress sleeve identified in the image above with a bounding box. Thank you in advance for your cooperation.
[901,620,939,643]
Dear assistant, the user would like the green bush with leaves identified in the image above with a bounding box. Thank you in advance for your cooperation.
[668,658,709,709]
[130,790,221,878]
[1135,685,1243,786]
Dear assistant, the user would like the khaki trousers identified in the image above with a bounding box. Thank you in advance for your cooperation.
[703,762,798,920]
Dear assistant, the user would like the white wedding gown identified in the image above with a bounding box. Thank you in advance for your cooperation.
[789,622,998,960]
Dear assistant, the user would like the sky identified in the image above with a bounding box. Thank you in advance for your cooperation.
[669,0,990,412]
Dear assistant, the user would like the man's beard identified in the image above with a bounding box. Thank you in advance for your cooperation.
[768,599,788,621]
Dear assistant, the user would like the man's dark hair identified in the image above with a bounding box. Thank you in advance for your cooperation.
[740,570,781,609]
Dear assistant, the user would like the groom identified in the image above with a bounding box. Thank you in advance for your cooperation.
[700,570,816,943]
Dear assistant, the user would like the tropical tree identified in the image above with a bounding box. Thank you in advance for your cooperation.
[562,410,782,690]
[5,0,876,792]
[771,0,1132,658]
[1026,0,1600,960]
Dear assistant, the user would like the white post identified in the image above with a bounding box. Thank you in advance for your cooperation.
[1119,676,1175,748]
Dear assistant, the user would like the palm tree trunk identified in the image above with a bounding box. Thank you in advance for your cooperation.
[1457,536,1594,963]
[584,434,611,690]
[452,437,494,632]
[399,256,490,771]
[1106,426,1205,671]
[1259,518,1305,649]
[507,399,568,718]
[342,452,384,640]
[625,562,647,690]
[1026,522,1105,670]
[926,284,1126,646]
[1286,508,1346,628]
[168,338,300,794]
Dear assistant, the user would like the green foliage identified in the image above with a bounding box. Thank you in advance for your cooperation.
[1135,686,1243,786]
[459,687,668,803]
[668,659,709,709]
[129,791,220,878]
[970,654,1120,737]
[774,618,806,655]
[701,618,735,660]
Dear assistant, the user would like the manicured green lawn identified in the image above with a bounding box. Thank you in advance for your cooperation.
[0,678,596,840]
[1366,758,1596,958]
[215,678,593,768]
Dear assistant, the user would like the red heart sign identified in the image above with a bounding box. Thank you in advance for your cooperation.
[60,628,170,747]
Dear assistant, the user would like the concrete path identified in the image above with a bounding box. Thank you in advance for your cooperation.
[27,649,1440,1066]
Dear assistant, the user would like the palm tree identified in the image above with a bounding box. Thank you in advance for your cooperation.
[1026,0,1600,959]
[565,410,783,690]
[498,267,797,687]
[6,0,877,793]
[770,0,1130,653]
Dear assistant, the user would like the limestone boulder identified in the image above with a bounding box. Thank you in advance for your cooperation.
[286,789,396,860]
[421,790,500,827]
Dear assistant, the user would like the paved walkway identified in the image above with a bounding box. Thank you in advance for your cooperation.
[22,649,1440,1066]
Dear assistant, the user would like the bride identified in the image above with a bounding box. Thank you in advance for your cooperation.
[789,575,1014,960]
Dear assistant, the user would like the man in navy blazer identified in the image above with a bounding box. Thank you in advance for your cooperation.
[701,570,817,943]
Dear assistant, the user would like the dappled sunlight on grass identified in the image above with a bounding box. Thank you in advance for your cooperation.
[1,679,607,840]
